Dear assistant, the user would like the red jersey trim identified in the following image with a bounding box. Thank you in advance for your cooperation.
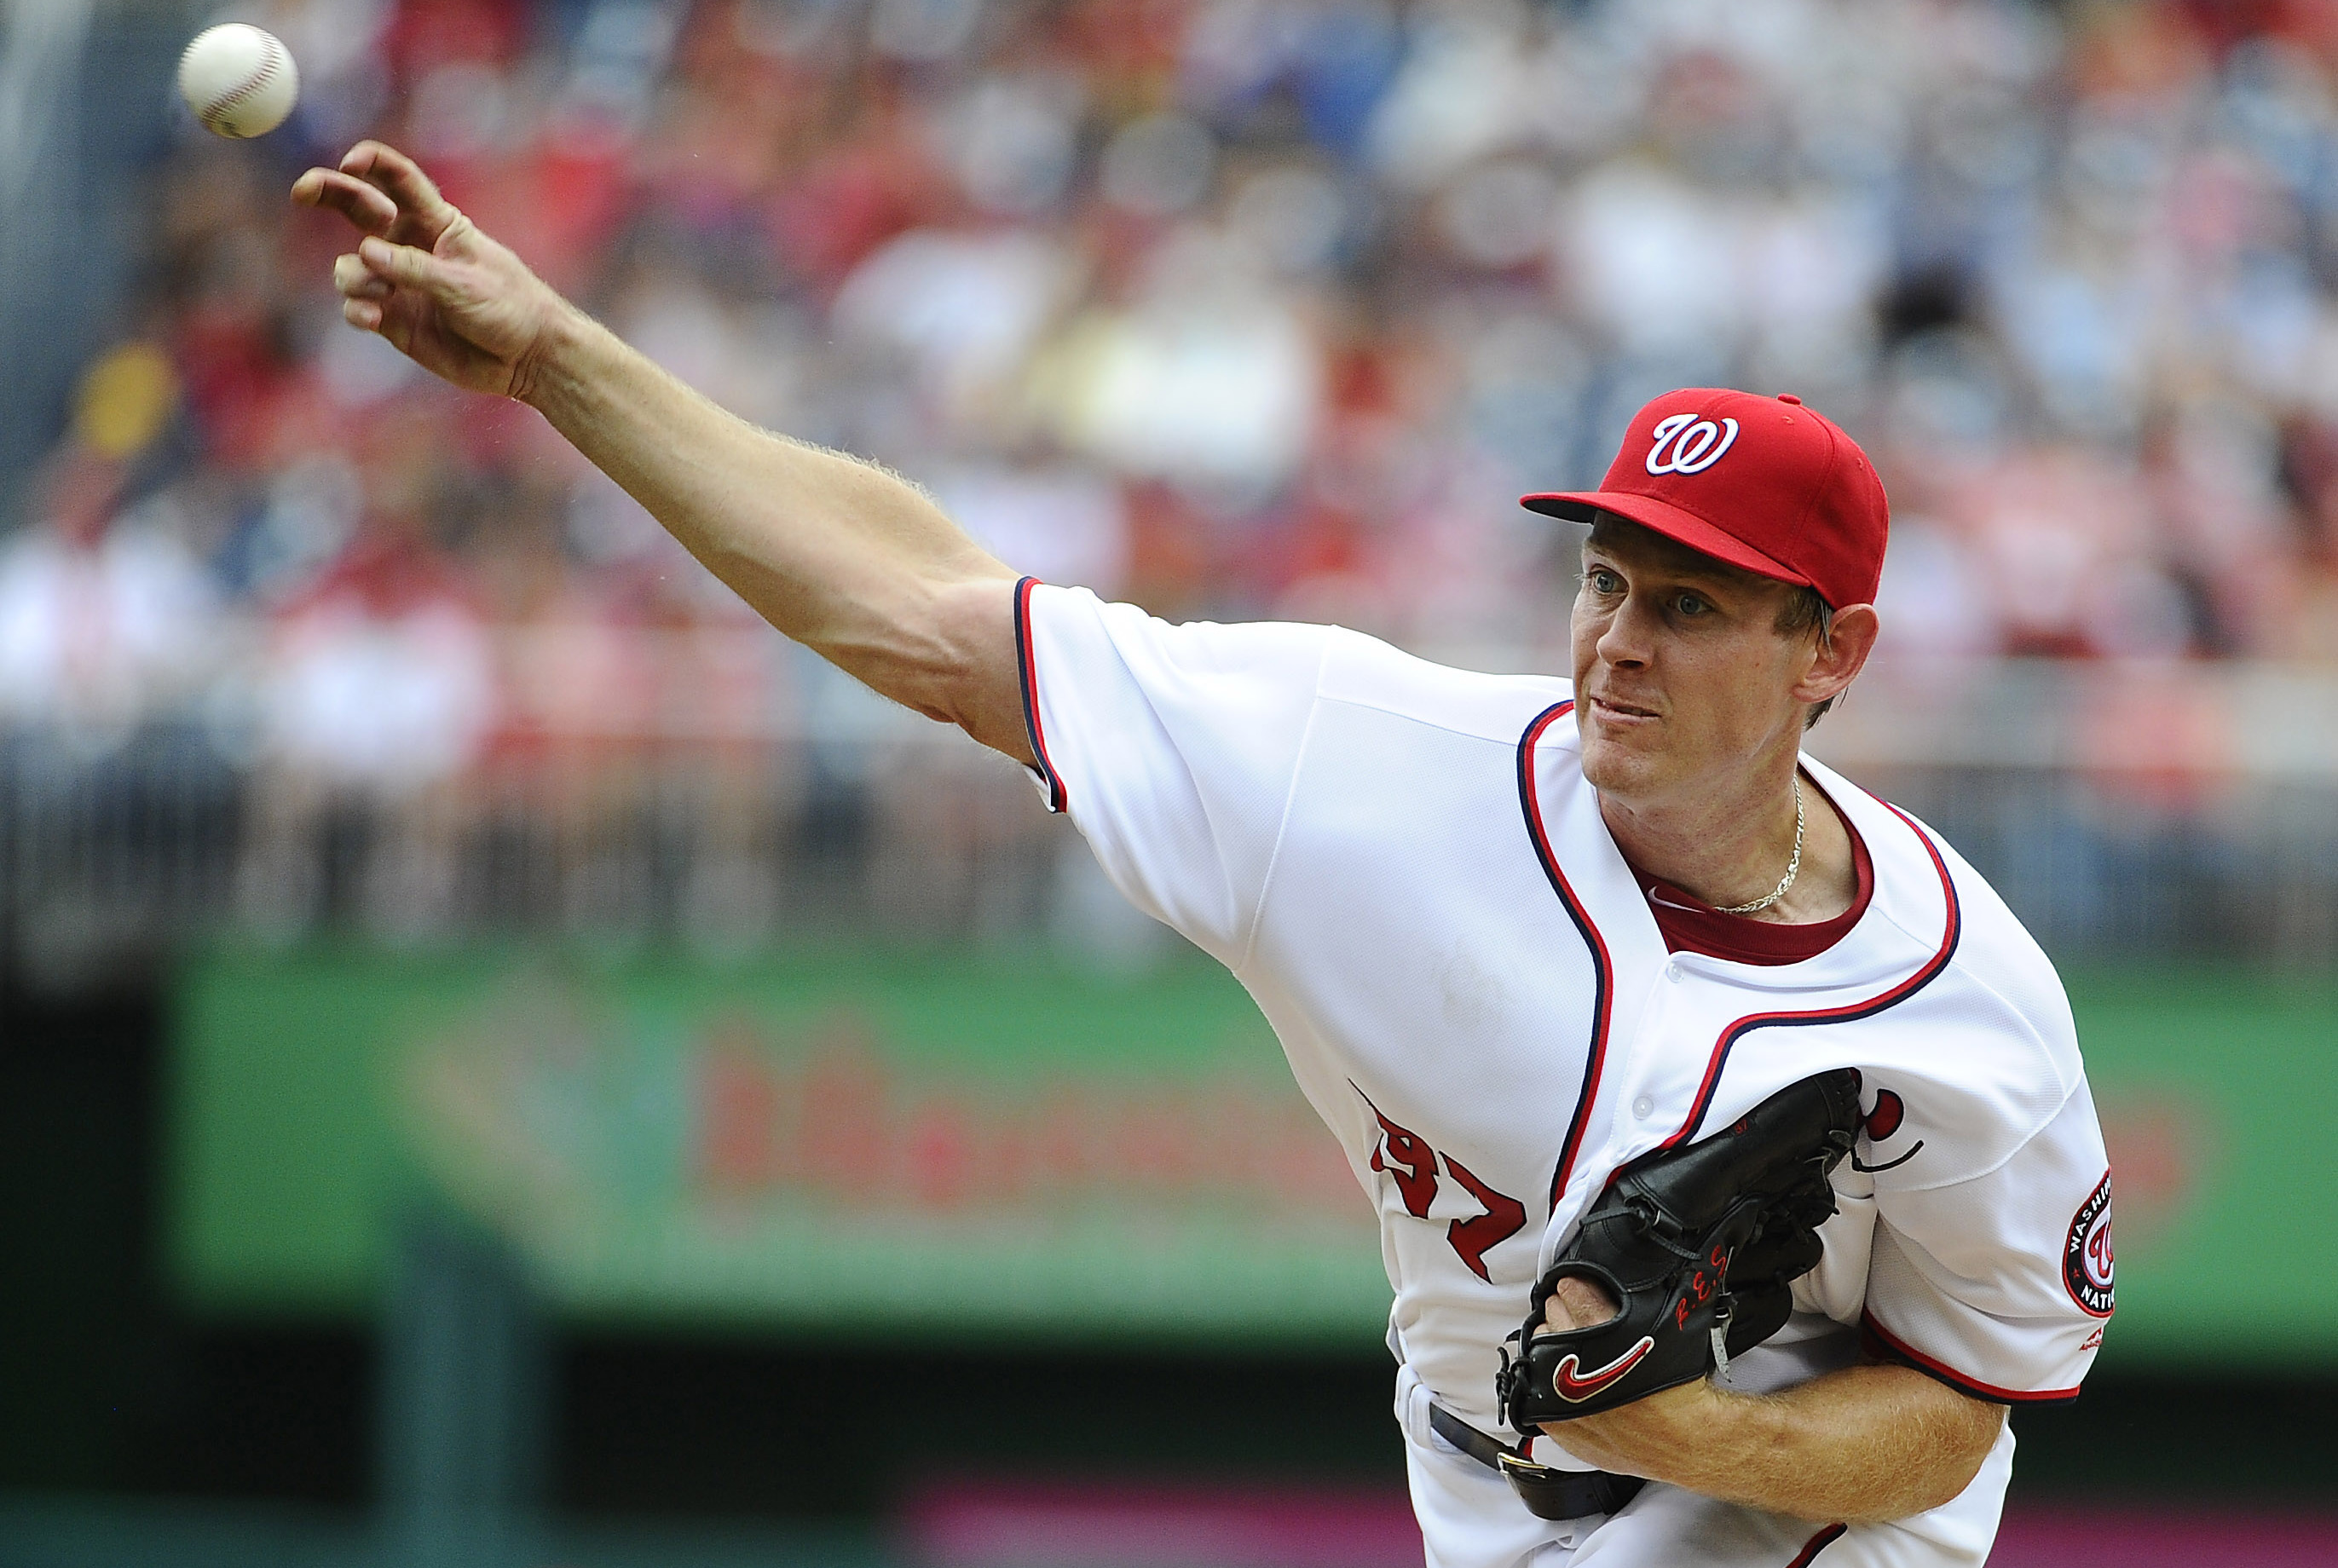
[1666,798,1960,1150]
[1013,577,1067,814]
[1861,1309,2083,1406]
[1515,701,1615,1210]
[1787,1523,1848,1567]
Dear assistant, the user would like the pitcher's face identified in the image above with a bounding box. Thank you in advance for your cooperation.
[1569,516,1820,807]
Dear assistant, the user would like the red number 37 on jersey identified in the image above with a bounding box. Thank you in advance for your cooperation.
[1365,1101,1528,1282]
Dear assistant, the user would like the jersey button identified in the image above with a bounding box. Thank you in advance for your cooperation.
[1633,1095,1655,1119]
[1664,961,1682,981]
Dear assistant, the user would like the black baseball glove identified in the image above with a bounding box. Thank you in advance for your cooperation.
[1496,1069,1862,1427]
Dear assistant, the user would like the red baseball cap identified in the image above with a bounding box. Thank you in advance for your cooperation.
[1521,388,1889,609]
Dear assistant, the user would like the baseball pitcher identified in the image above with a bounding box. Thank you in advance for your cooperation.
[297,141,2111,1568]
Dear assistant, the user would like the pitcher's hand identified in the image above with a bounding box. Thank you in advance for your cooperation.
[292,140,569,400]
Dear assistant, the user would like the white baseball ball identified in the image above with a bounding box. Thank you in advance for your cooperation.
[177,24,300,140]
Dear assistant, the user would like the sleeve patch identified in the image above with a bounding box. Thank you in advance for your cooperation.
[2063,1168,2115,1318]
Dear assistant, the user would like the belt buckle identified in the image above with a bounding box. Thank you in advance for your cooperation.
[1497,1449,1585,1522]
[1496,1449,1559,1484]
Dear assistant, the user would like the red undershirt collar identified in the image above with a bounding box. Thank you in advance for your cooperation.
[1625,790,1876,966]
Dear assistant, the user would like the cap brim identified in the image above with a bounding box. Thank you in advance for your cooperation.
[1521,491,1813,591]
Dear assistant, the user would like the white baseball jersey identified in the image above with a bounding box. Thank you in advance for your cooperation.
[1013,579,2114,1568]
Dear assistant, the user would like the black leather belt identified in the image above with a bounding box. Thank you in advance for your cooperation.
[1428,1403,1647,1522]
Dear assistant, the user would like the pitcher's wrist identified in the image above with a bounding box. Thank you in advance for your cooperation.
[509,300,592,411]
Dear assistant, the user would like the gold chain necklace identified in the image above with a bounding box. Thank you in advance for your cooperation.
[1717,775,1804,916]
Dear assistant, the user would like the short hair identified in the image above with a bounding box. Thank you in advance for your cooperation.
[1775,587,1838,729]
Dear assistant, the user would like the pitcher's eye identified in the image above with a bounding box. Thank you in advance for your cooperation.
[1676,593,1711,616]
[1585,568,1623,594]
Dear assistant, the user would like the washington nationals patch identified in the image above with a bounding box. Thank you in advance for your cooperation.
[2063,1169,2115,1317]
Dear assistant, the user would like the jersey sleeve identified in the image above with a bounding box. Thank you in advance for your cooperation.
[1016,579,1331,965]
[1860,1082,2115,1404]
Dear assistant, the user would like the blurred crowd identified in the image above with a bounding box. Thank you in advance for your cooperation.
[10,0,2338,932]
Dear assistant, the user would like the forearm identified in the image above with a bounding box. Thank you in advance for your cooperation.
[303,141,1034,755]
[1548,1364,2003,1524]
[517,306,1025,744]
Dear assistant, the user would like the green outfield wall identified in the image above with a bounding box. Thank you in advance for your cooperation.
[167,948,2336,1363]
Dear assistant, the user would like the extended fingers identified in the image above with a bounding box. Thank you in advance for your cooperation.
[333,247,397,334]
[292,167,400,233]
[339,140,458,238]
[328,238,452,338]
[332,252,392,300]
[357,234,448,287]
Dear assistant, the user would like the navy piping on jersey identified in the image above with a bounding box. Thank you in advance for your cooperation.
[1862,1307,2082,1405]
[1664,797,1962,1150]
[1013,577,1066,813]
[1786,1523,1848,1567]
[1515,700,1614,1211]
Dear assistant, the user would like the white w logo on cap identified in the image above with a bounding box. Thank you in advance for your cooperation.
[1644,413,1740,476]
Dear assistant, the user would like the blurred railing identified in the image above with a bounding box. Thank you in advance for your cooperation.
[1806,657,2338,967]
[0,623,1082,983]
[5,630,2336,982]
